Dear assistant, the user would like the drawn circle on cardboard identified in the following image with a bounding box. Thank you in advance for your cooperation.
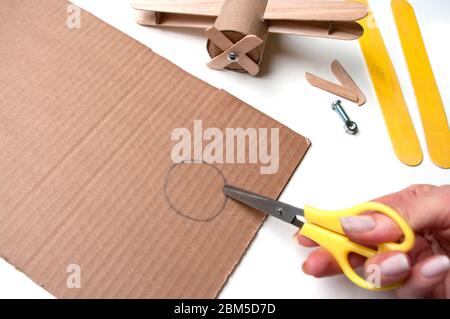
[164,160,228,222]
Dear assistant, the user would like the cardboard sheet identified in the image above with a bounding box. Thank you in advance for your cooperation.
[0,0,310,298]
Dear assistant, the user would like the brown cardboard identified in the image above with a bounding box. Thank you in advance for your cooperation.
[0,0,310,298]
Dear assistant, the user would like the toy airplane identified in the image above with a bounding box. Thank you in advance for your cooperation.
[130,0,368,75]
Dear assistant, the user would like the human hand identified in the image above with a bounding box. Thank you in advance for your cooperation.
[295,185,450,298]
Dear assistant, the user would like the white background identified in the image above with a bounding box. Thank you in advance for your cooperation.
[0,0,448,298]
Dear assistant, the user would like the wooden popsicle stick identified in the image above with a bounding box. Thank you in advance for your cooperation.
[331,60,366,106]
[351,0,422,166]
[268,20,363,40]
[134,9,215,28]
[206,26,232,51]
[158,13,215,28]
[264,0,368,22]
[305,73,359,102]
[130,0,368,22]
[392,0,450,169]
[130,0,223,16]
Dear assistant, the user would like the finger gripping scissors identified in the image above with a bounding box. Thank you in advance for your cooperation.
[223,185,415,291]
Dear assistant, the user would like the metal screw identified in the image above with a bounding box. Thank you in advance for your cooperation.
[276,208,283,216]
[331,100,358,135]
[227,52,239,62]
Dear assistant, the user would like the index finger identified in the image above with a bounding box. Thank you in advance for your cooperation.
[342,185,450,246]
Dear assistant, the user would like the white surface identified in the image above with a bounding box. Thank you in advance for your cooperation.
[0,0,449,299]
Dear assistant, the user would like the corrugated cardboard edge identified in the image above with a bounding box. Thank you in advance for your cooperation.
[0,1,311,298]
[214,138,309,298]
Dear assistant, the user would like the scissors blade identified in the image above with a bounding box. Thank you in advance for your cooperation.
[223,185,304,227]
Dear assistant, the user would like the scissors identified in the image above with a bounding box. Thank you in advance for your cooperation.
[223,185,415,291]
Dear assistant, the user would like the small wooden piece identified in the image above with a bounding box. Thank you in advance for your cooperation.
[331,60,366,106]
[305,60,365,105]
[134,9,215,28]
[392,0,449,169]
[305,73,359,103]
[352,0,422,166]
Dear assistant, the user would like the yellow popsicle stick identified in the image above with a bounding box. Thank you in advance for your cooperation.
[392,0,450,169]
[352,0,423,166]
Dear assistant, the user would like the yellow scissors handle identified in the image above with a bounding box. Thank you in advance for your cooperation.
[299,202,415,291]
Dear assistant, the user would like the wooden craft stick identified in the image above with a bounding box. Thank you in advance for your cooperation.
[351,0,422,166]
[134,9,215,28]
[331,60,366,106]
[305,72,359,102]
[268,21,363,40]
[264,0,368,22]
[130,0,223,17]
[131,0,368,22]
[392,0,450,169]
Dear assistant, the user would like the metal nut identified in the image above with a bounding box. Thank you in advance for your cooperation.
[227,52,239,62]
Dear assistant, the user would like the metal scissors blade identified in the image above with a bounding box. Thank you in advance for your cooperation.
[223,185,304,227]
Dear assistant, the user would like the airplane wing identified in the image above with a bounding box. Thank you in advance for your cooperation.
[130,0,366,40]
[130,0,367,21]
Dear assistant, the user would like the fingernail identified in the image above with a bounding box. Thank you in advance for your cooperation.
[292,232,299,244]
[421,256,450,278]
[380,254,410,277]
[340,216,376,233]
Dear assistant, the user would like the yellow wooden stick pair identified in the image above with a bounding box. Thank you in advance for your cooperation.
[354,0,449,168]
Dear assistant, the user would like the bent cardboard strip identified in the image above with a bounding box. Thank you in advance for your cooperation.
[0,0,310,298]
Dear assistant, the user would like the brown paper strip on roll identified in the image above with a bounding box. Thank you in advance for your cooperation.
[206,0,269,72]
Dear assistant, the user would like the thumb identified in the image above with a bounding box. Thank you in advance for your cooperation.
[339,185,450,246]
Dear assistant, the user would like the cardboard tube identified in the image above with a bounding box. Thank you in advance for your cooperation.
[207,0,269,71]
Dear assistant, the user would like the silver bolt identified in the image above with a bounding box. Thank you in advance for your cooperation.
[227,52,239,62]
[276,207,283,216]
[331,100,358,135]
